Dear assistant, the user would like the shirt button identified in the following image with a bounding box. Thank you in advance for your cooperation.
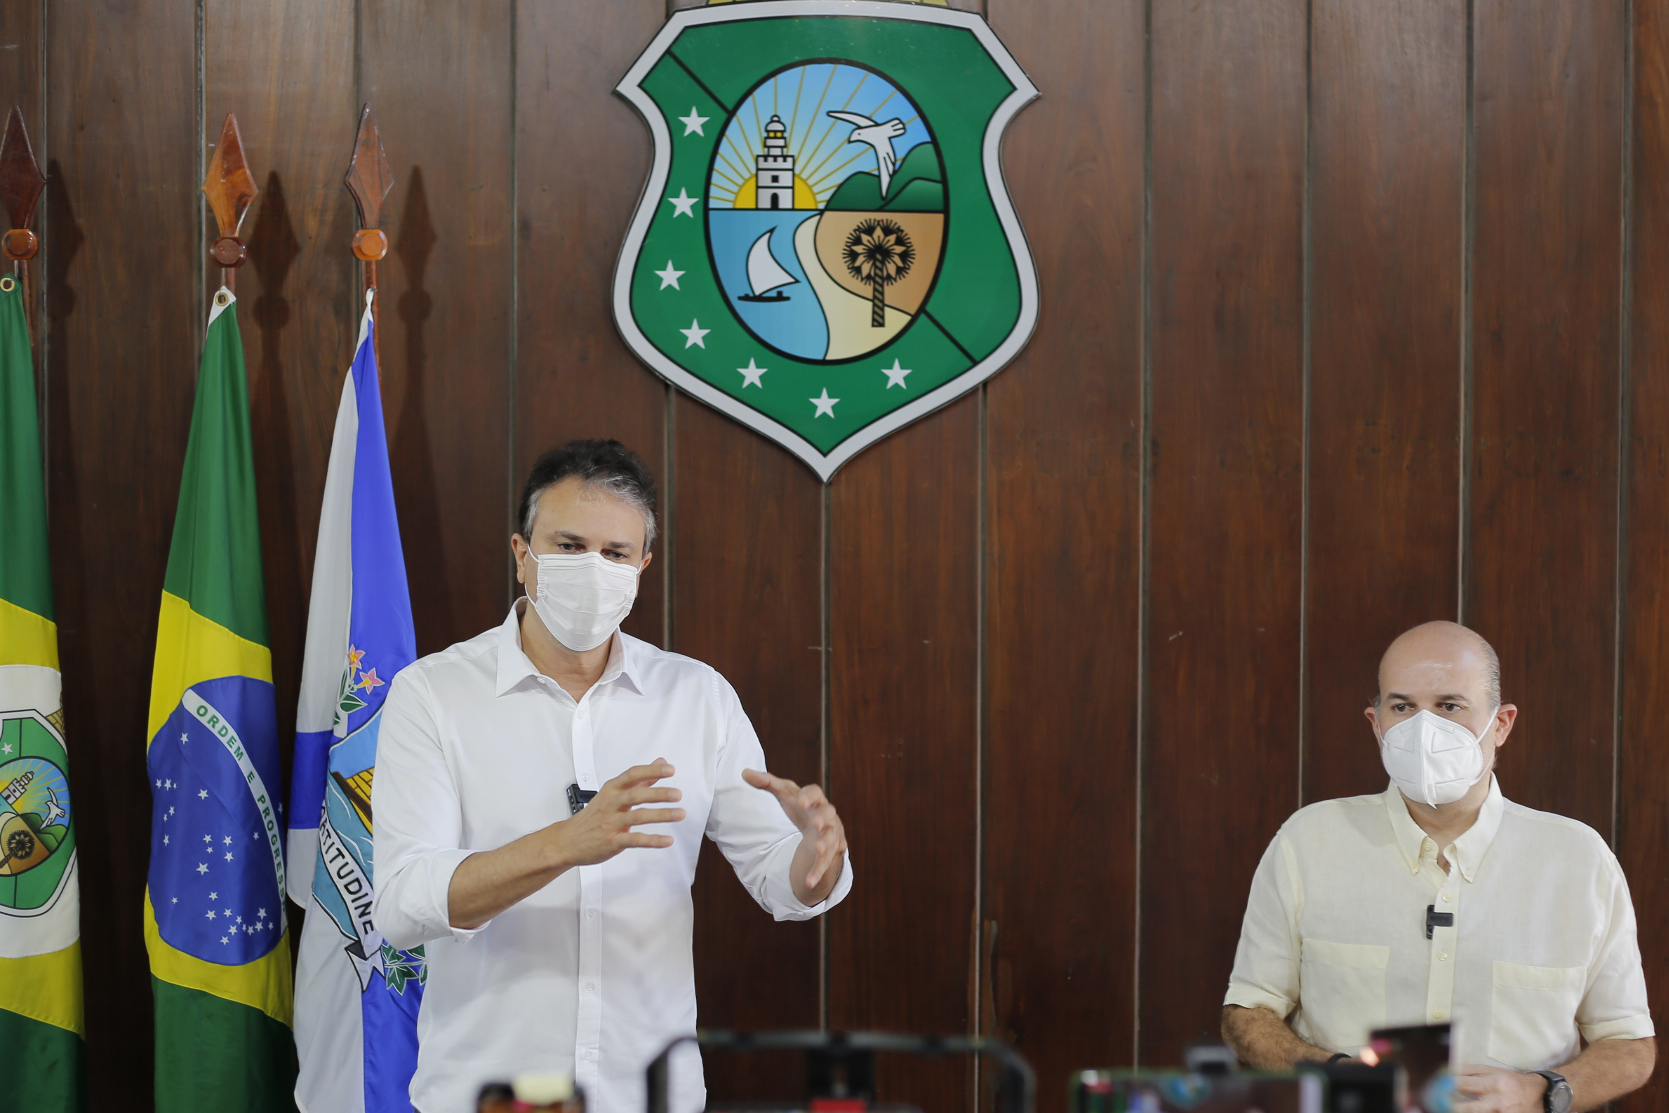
[585,982,596,993]
[587,909,598,919]
[1433,1009,1447,1020]
[1441,893,1453,903]
[1438,952,1449,961]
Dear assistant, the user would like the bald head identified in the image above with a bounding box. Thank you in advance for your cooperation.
[1375,621,1501,711]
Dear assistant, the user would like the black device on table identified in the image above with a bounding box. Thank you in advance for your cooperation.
[645,1030,1034,1113]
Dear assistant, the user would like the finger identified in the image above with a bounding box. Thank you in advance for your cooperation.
[621,807,686,826]
[610,761,675,789]
[744,768,801,800]
[807,844,841,889]
[797,784,828,811]
[617,785,683,807]
[802,797,838,831]
[619,832,675,849]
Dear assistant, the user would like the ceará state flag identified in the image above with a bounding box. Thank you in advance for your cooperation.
[291,293,424,1113]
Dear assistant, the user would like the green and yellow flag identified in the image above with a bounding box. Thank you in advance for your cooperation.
[145,286,296,1112]
[0,273,84,1112]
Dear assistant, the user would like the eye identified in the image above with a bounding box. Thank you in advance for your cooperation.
[557,542,580,552]
[1392,703,1412,713]
[1440,702,1461,713]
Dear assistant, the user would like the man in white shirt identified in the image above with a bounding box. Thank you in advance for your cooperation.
[1222,621,1654,1113]
[372,439,854,1113]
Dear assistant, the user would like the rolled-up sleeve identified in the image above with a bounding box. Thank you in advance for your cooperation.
[370,668,484,950]
[1224,831,1303,1019]
[703,675,853,921]
[1576,856,1655,1043]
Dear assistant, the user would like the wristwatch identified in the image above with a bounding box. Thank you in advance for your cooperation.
[1534,1070,1573,1113]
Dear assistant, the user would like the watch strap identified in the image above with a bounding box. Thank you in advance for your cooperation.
[1533,1070,1571,1113]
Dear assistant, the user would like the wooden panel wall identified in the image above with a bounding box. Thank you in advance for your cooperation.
[8,2,1669,1113]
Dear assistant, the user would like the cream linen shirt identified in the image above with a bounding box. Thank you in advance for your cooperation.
[371,604,854,1113]
[1225,778,1651,1068]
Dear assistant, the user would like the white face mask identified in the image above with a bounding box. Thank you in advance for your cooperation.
[1377,708,1492,808]
[527,551,640,653]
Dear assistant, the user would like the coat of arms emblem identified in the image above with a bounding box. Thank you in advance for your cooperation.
[614,0,1039,479]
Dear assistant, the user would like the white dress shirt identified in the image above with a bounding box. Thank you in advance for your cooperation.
[371,603,853,1113]
[1225,778,1652,1068]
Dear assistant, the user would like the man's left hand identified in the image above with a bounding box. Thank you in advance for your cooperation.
[743,769,847,903]
[1454,1066,1546,1113]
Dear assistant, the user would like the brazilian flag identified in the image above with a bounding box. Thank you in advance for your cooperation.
[0,271,85,1112]
[145,286,296,1112]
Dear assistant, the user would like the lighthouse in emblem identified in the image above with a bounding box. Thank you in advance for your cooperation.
[754,115,795,210]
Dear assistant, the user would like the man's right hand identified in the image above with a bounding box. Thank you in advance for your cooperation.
[553,760,685,867]
[446,760,684,931]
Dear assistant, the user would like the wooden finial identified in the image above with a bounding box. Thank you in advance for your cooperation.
[344,103,393,263]
[0,107,46,262]
[202,113,258,271]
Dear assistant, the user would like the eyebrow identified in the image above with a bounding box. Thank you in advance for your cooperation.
[554,529,635,550]
[1385,692,1470,702]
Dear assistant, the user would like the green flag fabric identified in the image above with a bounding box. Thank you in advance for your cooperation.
[145,287,296,1112]
[0,270,86,1113]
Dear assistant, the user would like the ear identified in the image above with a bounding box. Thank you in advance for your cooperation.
[1364,704,1380,738]
[1491,703,1518,748]
[511,533,531,588]
[638,549,654,575]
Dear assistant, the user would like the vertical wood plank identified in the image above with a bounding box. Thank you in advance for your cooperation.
[1,0,43,423]
[1143,0,1308,1065]
[829,398,981,1113]
[1305,0,1466,804]
[676,399,824,1102]
[515,0,669,649]
[44,0,199,1103]
[204,0,358,848]
[364,0,516,653]
[981,0,1143,1100]
[1468,0,1625,833]
[1619,4,1669,1113]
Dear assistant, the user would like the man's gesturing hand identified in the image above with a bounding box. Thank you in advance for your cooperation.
[1454,1066,1545,1113]
[445,760,684,931]
[743,768,847,904]
[559,760,685,867]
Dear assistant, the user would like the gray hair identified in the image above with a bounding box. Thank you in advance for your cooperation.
[517,439,659,552]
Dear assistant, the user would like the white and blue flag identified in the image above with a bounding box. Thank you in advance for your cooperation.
[291,293,424,1113]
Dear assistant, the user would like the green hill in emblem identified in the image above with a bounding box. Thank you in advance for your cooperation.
[825,143,945,213]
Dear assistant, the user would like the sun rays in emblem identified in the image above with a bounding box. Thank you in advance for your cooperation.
[707,64,925,211]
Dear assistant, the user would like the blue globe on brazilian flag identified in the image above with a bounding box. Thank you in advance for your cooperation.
[614,0,1039,478]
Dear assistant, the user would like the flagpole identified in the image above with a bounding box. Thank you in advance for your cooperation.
[345,103,394,371]
[0,106,47,344]
[202,113,259,299]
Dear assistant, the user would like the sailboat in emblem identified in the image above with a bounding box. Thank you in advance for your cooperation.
[737,228,798,303]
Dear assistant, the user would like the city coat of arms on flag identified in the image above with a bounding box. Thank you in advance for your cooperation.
[613,0,1039,479]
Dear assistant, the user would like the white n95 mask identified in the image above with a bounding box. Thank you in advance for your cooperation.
[1378,709,1490,808]
[528,551,640,652]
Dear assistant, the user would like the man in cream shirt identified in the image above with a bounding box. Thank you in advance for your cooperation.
[1223,621,1654,1113]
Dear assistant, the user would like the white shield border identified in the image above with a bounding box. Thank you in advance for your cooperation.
[613,0,1041,481]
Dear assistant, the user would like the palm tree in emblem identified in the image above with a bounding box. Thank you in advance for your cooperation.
[843,218,915,327]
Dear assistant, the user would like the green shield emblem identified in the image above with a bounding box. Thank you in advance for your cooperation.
[0,708,76,917]
[614,1,1039,479]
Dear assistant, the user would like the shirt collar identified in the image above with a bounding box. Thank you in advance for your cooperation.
[494,599,644,698]
[1382,776,1505,882]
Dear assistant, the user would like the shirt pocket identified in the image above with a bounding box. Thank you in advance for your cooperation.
[1488,961,1586,1071]
[1299,938,1390,1054]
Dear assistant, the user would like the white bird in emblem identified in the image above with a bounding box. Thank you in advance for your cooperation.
[827,111,909,198]
[42,787,67,827]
